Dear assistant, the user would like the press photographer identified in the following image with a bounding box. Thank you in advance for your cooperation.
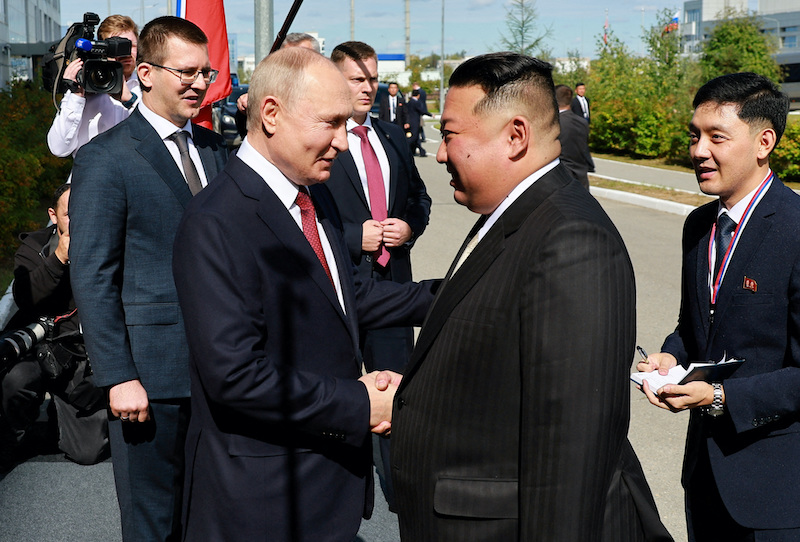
[46,14,140,158]
[0,184,108,471]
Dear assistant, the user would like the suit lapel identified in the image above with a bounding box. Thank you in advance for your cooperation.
[708,181,780,346]
[691,208,714,342]
[129,109,194,209]
[337,150,370,209]
[403,166,572,381]
[193,128,223,182]
[228,157,350,329]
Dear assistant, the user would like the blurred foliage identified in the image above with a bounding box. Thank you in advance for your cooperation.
[497,0,552,58]
[700,8,781,83]
[555,8,800,178]
[772,123,800,180]
[0,79,71,260]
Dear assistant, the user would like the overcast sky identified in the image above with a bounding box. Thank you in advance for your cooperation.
[58,0,761,60]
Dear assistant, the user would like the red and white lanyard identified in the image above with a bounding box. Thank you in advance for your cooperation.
[708,171,773,307]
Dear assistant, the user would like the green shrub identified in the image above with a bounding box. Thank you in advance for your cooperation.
[772,123,800,181]
[0,79,71,260]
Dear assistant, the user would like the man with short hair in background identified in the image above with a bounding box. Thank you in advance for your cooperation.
[556,84,594,189]
[69,16,227,540]
[326,40,431,510]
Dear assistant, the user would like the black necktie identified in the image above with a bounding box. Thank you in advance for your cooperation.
[715,213,736,276]
[169,130,203,195]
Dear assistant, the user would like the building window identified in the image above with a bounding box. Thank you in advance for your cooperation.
[784,35,798,48]
[686,9,700,24]
[782,26,798,33]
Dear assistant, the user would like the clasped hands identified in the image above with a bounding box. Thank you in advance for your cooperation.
[636,352,720,412]
[359,370,402,436]
[362,219,412,253]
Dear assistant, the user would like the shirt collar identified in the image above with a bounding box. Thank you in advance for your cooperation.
[236,137,302,211]
[138,100,194,141]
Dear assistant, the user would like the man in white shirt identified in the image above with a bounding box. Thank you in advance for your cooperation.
[47,15,141,158]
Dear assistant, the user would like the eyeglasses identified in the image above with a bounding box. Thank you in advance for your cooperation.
[147,62,219,85]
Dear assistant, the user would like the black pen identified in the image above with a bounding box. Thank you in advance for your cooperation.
[636,346,649,363]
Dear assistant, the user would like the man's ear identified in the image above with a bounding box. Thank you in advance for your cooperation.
[137,63,153,91]
[47,208,57,224]
[507,116,530,160]
[757,128,777,160]
[261,96,280,135]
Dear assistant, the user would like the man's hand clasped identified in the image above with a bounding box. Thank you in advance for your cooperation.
[109,379,151,423]
[359,370,402,436]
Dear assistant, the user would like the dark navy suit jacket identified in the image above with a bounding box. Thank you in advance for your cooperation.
[70,108,227,399]
[325,118,430,283]
[172,155,435,541]
[662,178,800,530]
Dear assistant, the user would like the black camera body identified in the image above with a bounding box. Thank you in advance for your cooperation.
[42,12,132,97]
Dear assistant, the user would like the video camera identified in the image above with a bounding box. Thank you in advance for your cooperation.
[42,12,132,103]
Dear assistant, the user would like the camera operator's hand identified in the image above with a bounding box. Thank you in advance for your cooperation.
[237,92,248,112]
[109,379,151,422]
[63,59,85,97]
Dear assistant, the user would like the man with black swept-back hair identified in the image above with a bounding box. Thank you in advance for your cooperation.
[391,51,671,542]
[638,72,800,541]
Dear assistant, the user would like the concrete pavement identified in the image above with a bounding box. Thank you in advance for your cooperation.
[0,142,693,541]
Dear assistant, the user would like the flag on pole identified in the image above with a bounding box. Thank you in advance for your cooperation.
[176,0,232,129]
[663,11,680,35]
[603,13,609,45]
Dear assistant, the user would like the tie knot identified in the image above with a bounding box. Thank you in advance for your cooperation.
[717,213,736,236]
[295,188,314,211]
[169,130,191,153]
[351,125,369,141]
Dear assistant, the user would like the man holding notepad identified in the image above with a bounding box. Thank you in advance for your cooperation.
[637,73,800,541]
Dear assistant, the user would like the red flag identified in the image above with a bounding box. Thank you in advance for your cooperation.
[179,0,232,129]
[603,14,609,45]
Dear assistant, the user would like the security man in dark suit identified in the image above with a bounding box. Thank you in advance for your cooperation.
[639,73,800,541]
[556,84,594,188]
[326,41,431,510]
[379,81,408,131]
[69,16,227,541]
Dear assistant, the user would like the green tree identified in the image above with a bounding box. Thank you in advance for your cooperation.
[498,0,551,57]
[700,8,781,82]
[0,79,71,260]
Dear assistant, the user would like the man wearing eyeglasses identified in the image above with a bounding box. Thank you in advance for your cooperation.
[69,16,227,541]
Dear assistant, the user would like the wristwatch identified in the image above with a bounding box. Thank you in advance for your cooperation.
[707,382,724,417]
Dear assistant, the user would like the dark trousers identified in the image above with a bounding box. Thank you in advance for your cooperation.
[109,398,190,542]
[686,445,800,542]
[362,326,413,512]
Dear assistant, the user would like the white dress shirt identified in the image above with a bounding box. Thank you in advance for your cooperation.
[138,100,209,188]
[47,73,141,158]
[237,137,346,312]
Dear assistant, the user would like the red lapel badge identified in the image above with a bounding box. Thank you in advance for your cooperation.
[743,277,757,293]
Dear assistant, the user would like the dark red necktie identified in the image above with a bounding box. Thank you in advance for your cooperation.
[295,189,334,285]
[351,125,390,267]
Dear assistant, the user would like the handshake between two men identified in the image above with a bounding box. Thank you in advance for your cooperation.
[360,369,403,435]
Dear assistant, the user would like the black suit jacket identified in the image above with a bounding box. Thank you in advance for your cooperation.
[558,109,594,188]
[326,119,431,283]
[662,178,800,530]
[392,165,671,541]
[70,108,227,399]
[173,155,436,541]
[379,93,408,128]
[571,95,590,123]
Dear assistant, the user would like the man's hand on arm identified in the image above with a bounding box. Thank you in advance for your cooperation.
[359,370,402,435]
[108,379,151,422]
[381,218,412,247]
[362,220,384,252]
